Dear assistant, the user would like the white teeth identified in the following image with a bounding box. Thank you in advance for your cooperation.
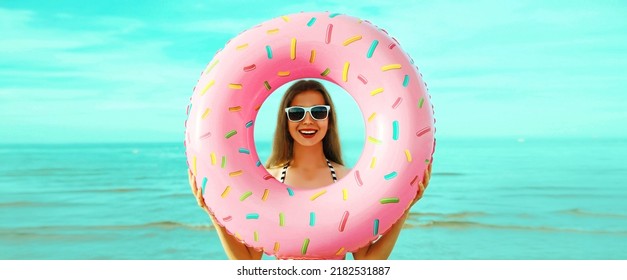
[300,130,317,135]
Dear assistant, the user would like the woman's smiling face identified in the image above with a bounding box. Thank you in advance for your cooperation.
[287,90,329,147]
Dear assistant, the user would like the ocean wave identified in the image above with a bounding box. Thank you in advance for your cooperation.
[500,193,617,199]
[0,221,214,233]
[0,201,80,208]
[519,185,579,190]
[0,231,102,241]
[557,208,627,219]
[3,168,105,177]
[72,188,144,193]
[46,187,161,194]
[408,211,488,219]
[405,220,627,235]
[432,172,465,176]
[130,221,214,231]
[158,193,192,199]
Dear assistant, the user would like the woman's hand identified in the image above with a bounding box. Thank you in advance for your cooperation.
[411,163,432,207]
[188,169,262,259]
[353,163,432,260]
[188,169,208,210]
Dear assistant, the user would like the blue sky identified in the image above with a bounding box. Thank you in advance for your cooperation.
[1,0,626,143]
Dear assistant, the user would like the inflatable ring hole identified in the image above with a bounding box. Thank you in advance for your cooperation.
[253,78,366,185]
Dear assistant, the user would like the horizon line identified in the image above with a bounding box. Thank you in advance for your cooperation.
[1,136,625,146]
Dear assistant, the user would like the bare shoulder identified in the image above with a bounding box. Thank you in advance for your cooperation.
[330,162,351,180]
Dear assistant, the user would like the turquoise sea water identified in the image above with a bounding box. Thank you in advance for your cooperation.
[1,138,626,260]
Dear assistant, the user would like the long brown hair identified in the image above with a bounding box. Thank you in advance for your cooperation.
[265,80,344,168]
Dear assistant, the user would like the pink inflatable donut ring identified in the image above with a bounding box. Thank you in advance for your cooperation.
[185,11,435,259]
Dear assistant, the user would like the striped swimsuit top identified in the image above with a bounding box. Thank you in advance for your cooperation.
[280,159,338,184]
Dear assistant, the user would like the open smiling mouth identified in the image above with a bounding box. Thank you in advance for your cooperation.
[299,129,318,138]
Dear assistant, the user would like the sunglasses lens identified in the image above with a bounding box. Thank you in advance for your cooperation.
[311,106,329,120]
[287,108,305,121]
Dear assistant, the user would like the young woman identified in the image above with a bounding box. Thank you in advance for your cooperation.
[189,80,432,260]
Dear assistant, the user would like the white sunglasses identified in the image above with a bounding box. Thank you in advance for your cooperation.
[284,105,331,122]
